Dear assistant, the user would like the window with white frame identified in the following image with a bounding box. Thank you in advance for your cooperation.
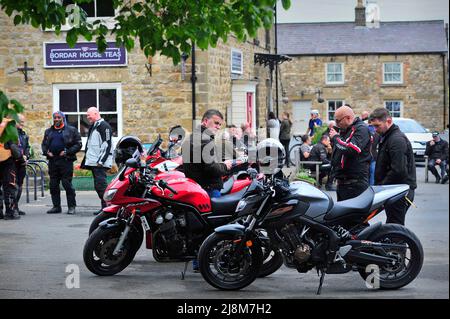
[326,63,344,84]
[54,0,116,31]
[53,83,122,146]
[231,49,243,75]
[383,62,403,84]
[63,0,115,18]
[384,100,403,118]
[327,100,344,121]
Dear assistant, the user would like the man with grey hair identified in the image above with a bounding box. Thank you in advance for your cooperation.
[369,107,416,225]
[81,107,113,215]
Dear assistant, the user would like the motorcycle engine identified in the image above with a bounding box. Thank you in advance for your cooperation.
[154,208,187,256]
[280,223,315,270]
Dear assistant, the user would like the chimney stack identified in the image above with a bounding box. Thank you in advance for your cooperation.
[355,0,366,27]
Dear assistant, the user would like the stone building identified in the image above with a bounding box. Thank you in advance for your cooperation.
[277,3,449,135]
[0,2,278,158]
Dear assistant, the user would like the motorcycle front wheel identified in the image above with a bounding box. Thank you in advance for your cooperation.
[88,211,113,236]
[198,233,262,290]
[357,224,424,290]
[83,225,141,276]
[258,249,283,278]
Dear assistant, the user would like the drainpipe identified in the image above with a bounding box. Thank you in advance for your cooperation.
[443,53,448,130]
[191,43,196,122]
[275,4,279,118]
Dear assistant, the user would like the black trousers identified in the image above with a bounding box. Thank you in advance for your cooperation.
[310,165,333,186]
[336,179,369,201]
[385,189,415,226]
[91,167,108,208]
[48,158,76,208]
[0,157,18,214]
[15,162,26,208]
[280,139,290,167]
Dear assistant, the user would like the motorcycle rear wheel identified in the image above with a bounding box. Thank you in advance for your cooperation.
[83,225,141,276]
[198,233,262,290]
[357,224,423,290]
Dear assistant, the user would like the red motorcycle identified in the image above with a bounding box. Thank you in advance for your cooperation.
[83,151,283,278]
[88,133,253,235]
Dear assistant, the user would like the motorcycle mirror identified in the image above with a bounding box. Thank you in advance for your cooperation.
[125,158,139,168]
[168,125,186,144]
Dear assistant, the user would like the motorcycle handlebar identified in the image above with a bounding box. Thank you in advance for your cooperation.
[158,180,178,195]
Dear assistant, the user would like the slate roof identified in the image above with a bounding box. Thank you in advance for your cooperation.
[277,20,448,56]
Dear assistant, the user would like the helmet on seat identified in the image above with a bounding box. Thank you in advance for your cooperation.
[114,135,144,166]
[256,138,286,175]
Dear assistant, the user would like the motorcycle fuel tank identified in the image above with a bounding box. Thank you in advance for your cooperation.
[152,174,211,213]
[289,181,332,219]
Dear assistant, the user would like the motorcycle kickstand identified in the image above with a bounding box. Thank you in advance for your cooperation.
[316,269,326,295]
[181,261,189,280]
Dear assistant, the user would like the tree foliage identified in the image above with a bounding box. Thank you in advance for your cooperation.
[0,91,24,143]
[0,0,291,64]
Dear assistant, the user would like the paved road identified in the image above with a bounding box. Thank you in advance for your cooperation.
[0,167,448,299]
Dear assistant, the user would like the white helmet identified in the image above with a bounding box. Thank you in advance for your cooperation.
[256,138,286,175]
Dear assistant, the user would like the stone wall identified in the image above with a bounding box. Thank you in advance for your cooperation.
[0,10,275,159]
[279,54,449,131]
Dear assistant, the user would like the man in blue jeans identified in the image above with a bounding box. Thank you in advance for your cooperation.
[182,109,238,271]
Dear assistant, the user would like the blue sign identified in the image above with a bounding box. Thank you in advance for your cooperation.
[44,42,127,68]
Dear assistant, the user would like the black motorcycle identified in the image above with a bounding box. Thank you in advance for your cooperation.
[198,172,424,294]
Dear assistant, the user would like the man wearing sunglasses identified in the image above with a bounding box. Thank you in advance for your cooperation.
[42,111,82,215]
[328,105,372,201]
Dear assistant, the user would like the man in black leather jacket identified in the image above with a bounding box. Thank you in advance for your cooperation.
[369,108,416,225]
[182,109,234,198]
[41,111,82,215]
[425,131,449,184]
[308,134,334,190]
[329,105,372,201]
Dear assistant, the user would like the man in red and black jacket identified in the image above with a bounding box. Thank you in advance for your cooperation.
[329,105,372,201]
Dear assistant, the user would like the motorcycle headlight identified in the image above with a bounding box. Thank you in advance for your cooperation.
[103,188,118,202]
[236,199,247,212]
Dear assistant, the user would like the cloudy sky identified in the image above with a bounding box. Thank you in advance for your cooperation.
[277,0,449,24]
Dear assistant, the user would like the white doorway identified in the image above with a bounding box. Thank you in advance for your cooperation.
[292,100,311,135]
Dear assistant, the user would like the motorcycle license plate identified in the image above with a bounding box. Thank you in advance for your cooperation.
[140,216,151,231]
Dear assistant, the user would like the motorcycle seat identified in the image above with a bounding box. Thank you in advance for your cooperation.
[324,187,375,222]
[210,188,247,216]
[220,177,234,195]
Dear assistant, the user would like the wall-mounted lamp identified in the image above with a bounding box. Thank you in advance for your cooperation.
[315,88,325,103]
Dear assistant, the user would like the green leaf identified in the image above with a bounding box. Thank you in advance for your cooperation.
[281,0,291,10]
[66,28,78,47]
[13,15,21,25]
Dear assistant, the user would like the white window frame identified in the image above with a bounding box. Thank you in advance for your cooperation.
[327,100,345,121]
[52,82,123,149]
[384,100,403,118]
[231,48,244,75]
[326,63,345,85]
[383,62,403,84]
[47,0,118,31]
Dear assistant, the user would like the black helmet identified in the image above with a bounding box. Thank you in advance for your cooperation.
[256,138,286,175]
[114,135,144,166]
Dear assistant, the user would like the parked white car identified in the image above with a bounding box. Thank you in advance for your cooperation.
[392,118,432,162]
